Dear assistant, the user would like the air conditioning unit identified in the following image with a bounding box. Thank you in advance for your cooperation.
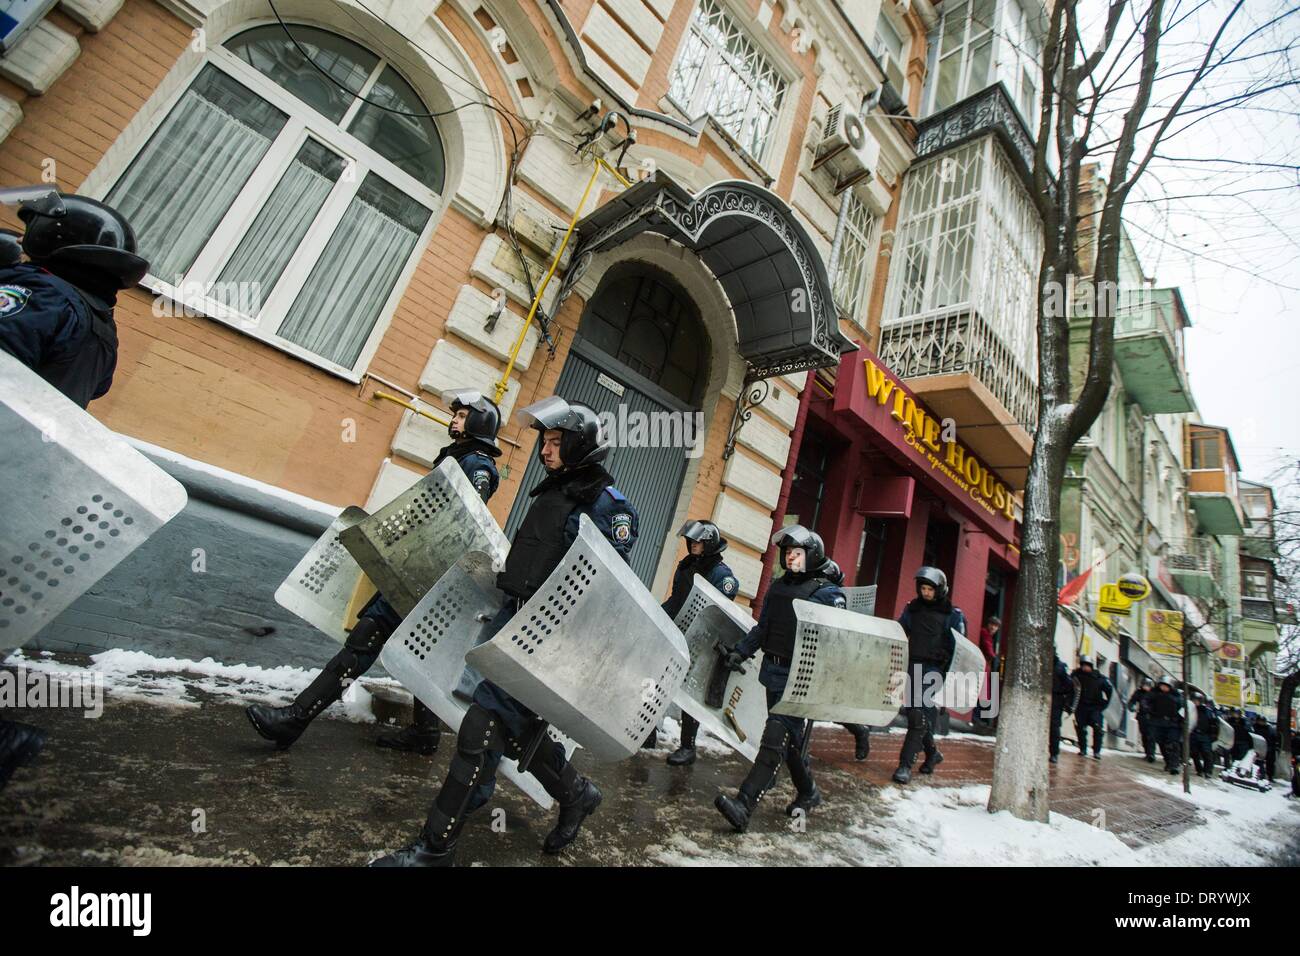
[812,101,881,194]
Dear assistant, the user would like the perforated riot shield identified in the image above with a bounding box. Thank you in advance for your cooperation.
[943,627,987,710]
[0,350,188,653]
[274,507,368,644]
[378,550,576,809]
[769,600,909,726]
[466,514,690,762]
[671,574,763,762]
[841,585,878,616]
[339,457,509,617]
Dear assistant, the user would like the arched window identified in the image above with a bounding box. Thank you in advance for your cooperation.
[104,24,446,375]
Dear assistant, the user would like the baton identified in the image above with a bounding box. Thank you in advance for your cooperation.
[515,718,551,776]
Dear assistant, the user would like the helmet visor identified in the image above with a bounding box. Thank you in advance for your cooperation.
[0,186,64,216]
[442,388,487,412]
[771,525,816,549]
[516,396,575,431]
[678,520,714,542]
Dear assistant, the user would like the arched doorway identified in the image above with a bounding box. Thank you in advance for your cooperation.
[506,263,709,586]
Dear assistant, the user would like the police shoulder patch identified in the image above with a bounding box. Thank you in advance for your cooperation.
[610,512,633,544]
[720,577,737,596]
[831,594,847,609]
[470,468,492,491]
[0,284,31,318]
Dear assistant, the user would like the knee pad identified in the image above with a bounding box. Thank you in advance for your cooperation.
[457,704,509,756]
[323,646,369,682]
[344,617,389,654]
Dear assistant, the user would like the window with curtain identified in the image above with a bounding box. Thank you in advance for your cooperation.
[667,0,788,161]
[104,24,443,375]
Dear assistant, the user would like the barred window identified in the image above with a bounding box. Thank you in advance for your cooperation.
[668,0,788,161]
[831,192,879,325]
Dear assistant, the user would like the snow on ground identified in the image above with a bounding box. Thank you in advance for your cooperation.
[4,647,390,724]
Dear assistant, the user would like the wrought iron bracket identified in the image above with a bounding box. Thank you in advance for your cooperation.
[722,372,772,461]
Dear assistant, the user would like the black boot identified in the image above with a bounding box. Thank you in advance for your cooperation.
[377,700,441,755]
[642,727,658,749]
[784,731,820,816]
[846,723,871,761]
[370,808,458,867]
[0,719,47,789]
[543,775,602,855]
[715,791,756,832]
[919,746,944,775]
[786,785,823,817]
[246,665,343,750]
[667,713,698,766]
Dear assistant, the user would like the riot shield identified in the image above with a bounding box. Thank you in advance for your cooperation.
[466,514,690,762]
[339,457,509,617]
[841,585,878,616]
[769,600,909,726]
[671,574,764,762]
[274,507,368,644]
[944,627,987,711]
[0,351,188,653]
[378,550,576,809]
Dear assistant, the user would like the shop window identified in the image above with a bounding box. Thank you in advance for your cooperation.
[104,24,443,376]
[856,518,890,588]
[787,429,832,533]
[831,191,879,325]
[667,0,788,162]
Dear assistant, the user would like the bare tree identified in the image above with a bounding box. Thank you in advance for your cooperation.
[990,0,1300,820]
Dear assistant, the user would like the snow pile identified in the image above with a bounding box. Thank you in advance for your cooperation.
[4,648,394,722]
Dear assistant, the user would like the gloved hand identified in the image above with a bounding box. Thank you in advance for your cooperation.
[722,650,746,673]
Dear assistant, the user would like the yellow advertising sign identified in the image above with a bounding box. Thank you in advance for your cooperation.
[1099,583,1132,616]
[1145,609,1184,656]
[1213,671,1243,708]
[1217,641,1246,665]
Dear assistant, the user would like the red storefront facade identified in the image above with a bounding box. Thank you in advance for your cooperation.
[779,347,1022,638]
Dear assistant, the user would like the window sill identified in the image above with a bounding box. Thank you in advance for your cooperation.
[659,95,776,187]
[138,276,365,385]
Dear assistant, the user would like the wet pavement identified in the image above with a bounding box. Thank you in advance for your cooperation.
[3,666,1295,866]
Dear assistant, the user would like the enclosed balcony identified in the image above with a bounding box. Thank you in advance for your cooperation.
[1166,537,1223,602]
[1111,287,1194,414]
[1185,424,1246,536]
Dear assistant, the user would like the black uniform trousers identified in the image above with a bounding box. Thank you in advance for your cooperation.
[1075,705,1105,755]
[1049,699,1069,757]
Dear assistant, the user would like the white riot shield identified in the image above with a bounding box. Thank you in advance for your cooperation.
[769,601,909,726]
[339,457,509,617]
[466,514,690,762]
[273,506,368,644]
[0,351,188,653]
[945,627,987,711]
[378,551,576,809]
[671,574,764,762]
[841,585,878,616]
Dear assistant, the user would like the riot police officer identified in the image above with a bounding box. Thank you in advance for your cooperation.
[1049,653,1074,764]
[1071,656,1113,759]
[0,190,148,790]
[713,526,844,832]
[1189,691,1219,778]
[1147,678,1183,774]
[245,390,503,753]
[661,519,739,767]
[1127,677,1157,762]
[371,397,639,866]
[891,567,968,784]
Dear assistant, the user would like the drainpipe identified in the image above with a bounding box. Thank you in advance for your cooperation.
[752,193,854,613]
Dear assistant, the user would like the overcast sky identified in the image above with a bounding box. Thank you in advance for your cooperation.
[1093,0,1299,487]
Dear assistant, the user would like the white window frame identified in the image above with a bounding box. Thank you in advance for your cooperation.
[926,0,997,115]
[873,8,910,104]
[666,0,791,167]
[96,23,445,382]
[832,191,880,327]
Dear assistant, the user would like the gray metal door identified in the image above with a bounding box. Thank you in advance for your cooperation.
[505,337,691,587]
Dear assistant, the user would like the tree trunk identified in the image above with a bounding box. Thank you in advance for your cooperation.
[988,408,1070,821]
[1279,670,1299,756]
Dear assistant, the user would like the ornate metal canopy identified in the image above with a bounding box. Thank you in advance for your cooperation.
[558,172,854,379]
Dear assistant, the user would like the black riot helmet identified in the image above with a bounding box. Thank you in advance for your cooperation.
[16,192,149,289]
[771,525,828,573]
[0,229,22,267]
[1078,656,1093,670]
[1141,677,1155,689]
[915,566,948,600]
[518,396,609,469]
[442,388,502,456]
[679,519,727,556]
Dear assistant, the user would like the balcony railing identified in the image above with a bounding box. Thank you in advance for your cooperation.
[1114,287,1182,342]
[1167,538,1223,600]
[878,310,1038,432]
[1241,596,1276,624]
